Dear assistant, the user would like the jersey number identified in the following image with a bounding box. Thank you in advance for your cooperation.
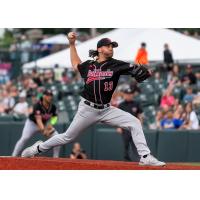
[104,81,113,91]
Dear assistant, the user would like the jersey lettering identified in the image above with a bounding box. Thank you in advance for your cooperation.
[104,81,113,91]
[86,69,113,84]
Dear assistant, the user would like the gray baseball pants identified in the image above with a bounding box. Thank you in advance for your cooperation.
[39,98,151,157]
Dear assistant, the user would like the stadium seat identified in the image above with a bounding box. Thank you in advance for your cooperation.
[0,114,14,122]
[57,101,66,112]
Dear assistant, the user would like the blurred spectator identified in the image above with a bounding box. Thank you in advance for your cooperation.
[36,87,45,100]
[32,68,42,86]
[9,41,19,61]
[39,72,45,83]
[20,75,38,98]
[196,72,200,88]
[183,87,195,103]
[154,71,163,83]
[134,42,148,65]
[70,142,87,159]
[13,92,29,116]
[173,104,185,129]
[28,94,38,114]
[20,35,32,64]
[193,92,200,106]
[129,80,141,96]
[54,64,65,82]
[181,103,199,130]
[160,110,177,130]
[0,90,15,113]
[163,43,174,71]
[155,110,164,130]
[160,82,175,108]
[21,75,35,91]
[181,64,197,85]
[73,70,82,83]
[61,70,70,84]
[173,98,181,111]
[40,44,51,57]
[44,70,54,84]
[167,64,181,84]
[9,85,18,98]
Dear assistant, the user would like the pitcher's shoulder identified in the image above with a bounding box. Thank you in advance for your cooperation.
[111,58,130,65]
[78,60,94,67]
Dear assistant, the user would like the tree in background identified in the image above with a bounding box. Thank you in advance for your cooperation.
[0,29,15,49]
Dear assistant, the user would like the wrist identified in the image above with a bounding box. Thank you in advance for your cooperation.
[40,128,45,133]
[69,42,75,46]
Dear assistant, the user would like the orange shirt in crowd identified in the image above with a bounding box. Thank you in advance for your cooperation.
[134,48,148,65]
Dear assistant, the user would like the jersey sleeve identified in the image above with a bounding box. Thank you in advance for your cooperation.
[77,60,91,78]
[114,59,135,76]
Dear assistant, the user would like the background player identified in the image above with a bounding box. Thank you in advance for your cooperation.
[22,32,165,166]
[117,86,142,162]
[12,89,60,157]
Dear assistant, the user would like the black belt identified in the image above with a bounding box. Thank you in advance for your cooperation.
[84,100,110,109]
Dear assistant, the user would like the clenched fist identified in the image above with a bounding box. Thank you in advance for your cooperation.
[67,32,77,45]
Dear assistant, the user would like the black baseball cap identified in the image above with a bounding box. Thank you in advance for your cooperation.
[44,89,53,96]
[97,38,118,49]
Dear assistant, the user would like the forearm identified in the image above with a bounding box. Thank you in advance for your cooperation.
[35,117,45,133]
[69,44,82,71]
[121,63,151,80]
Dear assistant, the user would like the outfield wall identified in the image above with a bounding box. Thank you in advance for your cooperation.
[0,122,200,162]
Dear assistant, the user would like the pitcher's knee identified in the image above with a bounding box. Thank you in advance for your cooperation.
[128,117,143,132]
[62,132,76,143]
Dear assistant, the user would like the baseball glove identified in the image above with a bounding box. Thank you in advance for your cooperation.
[132,64,152,83]
[43,124,55,137]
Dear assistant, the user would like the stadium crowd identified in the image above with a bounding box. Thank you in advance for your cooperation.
[0,66,79,119]
[153,64,200,130]
[0,30,200,130]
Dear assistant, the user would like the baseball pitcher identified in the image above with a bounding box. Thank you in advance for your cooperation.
[22,32,165,166]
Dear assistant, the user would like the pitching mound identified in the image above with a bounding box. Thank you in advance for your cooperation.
[0,157,200,170]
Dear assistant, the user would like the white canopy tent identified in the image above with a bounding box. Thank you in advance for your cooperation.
[0,28,5,38]
[23,29,200,69]
[40,34,80,45]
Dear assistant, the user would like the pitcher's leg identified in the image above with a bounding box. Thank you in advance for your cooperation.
[12,119,38,156]
[39,103,98,153]
[100,107,150,156]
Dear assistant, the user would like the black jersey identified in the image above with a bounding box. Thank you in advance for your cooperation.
[118,100,143,117]
[77,58,135,104]
[29,101,57,124]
